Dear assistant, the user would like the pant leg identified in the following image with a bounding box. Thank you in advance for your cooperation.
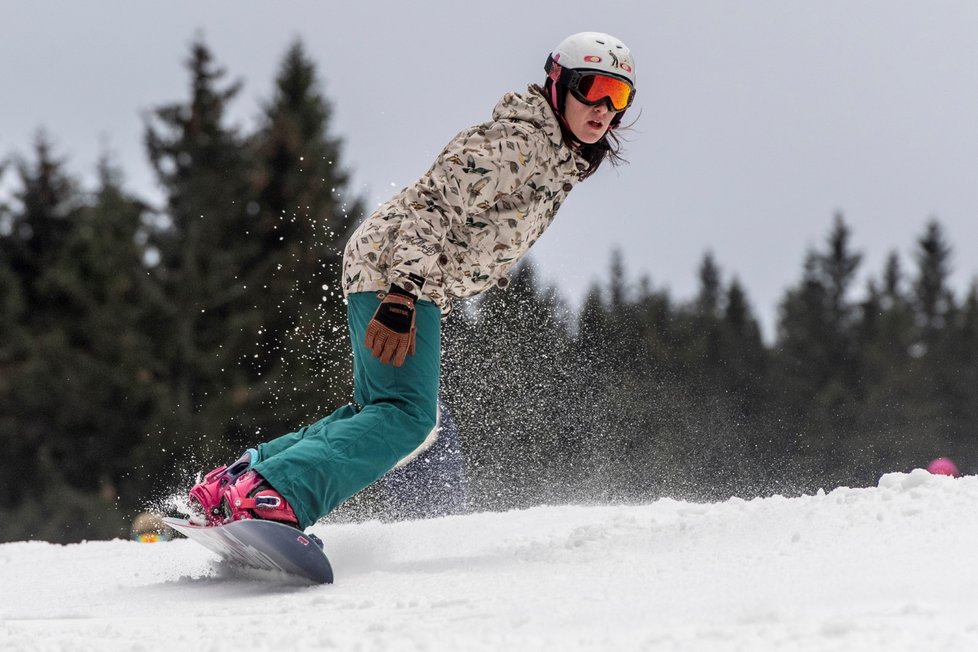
[255,403,360,461]
[254,292,441,528]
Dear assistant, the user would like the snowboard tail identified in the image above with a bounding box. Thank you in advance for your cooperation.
[163,516,333,584]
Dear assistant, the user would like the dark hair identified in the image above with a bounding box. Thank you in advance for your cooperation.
[534,81,631,180]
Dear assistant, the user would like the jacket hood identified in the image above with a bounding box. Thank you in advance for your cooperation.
[492,86,567,149]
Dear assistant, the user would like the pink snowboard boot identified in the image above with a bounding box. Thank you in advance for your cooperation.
[221,470,300,528]
[188,450,255,525]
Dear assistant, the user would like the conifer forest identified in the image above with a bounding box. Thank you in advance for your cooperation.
[2,40,975,543]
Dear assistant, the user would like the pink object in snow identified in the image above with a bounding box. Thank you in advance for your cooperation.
[926,457,960,478]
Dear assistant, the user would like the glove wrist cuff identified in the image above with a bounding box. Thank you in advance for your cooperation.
[387,283,418,303]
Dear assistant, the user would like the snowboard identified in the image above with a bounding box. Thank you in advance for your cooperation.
[162,517,334,584]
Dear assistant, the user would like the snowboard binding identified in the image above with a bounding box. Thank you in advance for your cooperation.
[188,451,254,525]
[220,470,300,528]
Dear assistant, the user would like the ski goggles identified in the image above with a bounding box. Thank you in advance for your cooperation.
[567,71,635,112]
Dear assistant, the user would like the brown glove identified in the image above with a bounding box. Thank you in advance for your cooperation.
[364,285,417,367]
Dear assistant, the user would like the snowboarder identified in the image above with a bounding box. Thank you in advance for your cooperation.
[187,32,638,529]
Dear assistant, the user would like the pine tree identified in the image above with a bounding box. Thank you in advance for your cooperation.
[0,137,84,508]
[911,220,955,344]
[688,251,724,372]
[773,215,864,487]
[947,283,978,471]
[0,182,26,353]
[576,256,674,500]
[599,248,648,374]
[2,136,82,327]
[143,39,259,471]
[576,285,608,360]
[858,253,916,395]
[55,160,166,509]
[720,279,767,412]
[696,251,723,318]
[242,40,364,436]
[0,140,160,540]
[608,247,629,310]
[651,257,771,499]
[775,252,831,401]
[443,260,579,508]
[905,220,962,467]
[851,253,919,478]
[34,159,165,540]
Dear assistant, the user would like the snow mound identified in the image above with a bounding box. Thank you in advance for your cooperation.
[2,470,977,651]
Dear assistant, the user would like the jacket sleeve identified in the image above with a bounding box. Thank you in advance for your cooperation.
[387,120,541,296]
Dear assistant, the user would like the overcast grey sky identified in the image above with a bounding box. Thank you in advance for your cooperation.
[3,1,977,339]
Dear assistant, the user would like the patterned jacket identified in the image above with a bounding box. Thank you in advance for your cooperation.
[342,86,589,312]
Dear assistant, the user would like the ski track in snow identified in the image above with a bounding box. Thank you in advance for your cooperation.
[2,469,977,651]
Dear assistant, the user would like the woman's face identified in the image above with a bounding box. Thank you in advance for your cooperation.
[563,93,619,144]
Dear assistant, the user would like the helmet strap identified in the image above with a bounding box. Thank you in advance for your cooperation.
[543,79,586,149]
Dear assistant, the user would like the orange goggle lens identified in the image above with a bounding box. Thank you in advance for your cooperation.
[572,73,635,111]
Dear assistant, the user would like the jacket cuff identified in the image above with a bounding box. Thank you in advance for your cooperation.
[391,272,426,298]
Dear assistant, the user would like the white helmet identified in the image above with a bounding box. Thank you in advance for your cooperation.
[545,32,636,86]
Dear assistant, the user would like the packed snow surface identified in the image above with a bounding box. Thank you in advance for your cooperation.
[2,470,977,651]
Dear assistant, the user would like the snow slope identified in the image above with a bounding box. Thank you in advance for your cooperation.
[2,470,977,651]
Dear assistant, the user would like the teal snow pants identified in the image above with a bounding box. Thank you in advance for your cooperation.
[252,292,441,528]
